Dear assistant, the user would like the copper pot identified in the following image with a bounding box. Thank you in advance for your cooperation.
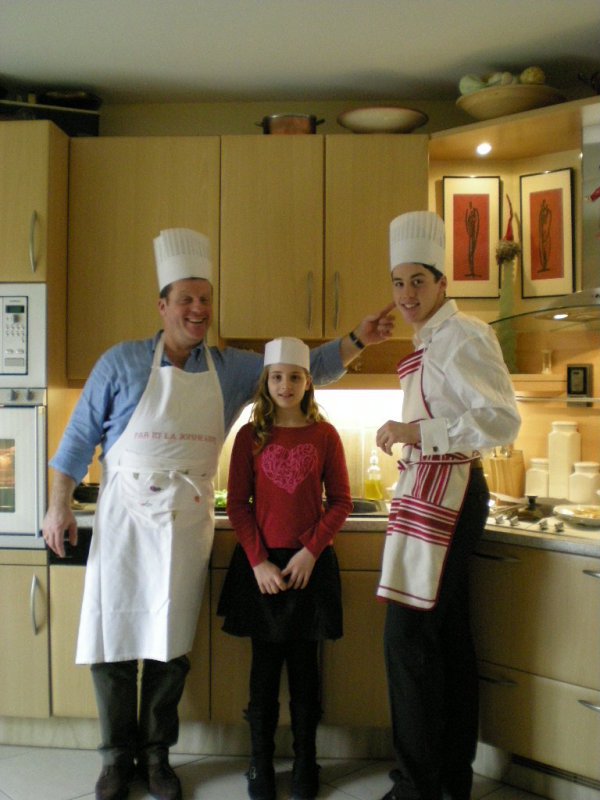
[257,114,324,135]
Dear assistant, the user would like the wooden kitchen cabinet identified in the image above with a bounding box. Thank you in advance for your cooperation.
[49,563,210,721]
[0,551,50,718]
[0,120,68,283]
[210,529,388,728]
[219,134,428,340]
[470,539,600,780]
[67,136,221,379]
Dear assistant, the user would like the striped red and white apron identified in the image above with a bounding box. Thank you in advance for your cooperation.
[377,347,479,610]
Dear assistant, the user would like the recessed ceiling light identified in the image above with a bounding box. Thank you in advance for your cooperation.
[476,142,492,156]
[553,313,569,320]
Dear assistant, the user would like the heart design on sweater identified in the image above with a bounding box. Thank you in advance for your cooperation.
[261,443,317,494]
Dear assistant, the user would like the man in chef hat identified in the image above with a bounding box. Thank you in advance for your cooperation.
[43,227,395,800]
[373,211,520,800]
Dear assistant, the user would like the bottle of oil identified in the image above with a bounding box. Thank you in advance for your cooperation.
[364,449,383,500]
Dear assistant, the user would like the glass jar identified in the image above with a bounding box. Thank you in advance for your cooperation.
[568,462,600,504]
[525,457,549,498]
[547,421,581,499]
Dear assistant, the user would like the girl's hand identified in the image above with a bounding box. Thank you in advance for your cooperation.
[281,547,316,590]
[253,559,288,595]
[376,420,420,455]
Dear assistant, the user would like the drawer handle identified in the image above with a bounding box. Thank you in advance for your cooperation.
[478,674,518,687]
[474,552,520,563]
[578,699,600,714]
[582,570,600,580]
[29,574,39,635]
[29,210,38,273]
[333,271,340,330]
[306,271,313,330]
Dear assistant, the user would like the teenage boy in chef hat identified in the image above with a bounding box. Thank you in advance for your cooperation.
[373,210,521,800]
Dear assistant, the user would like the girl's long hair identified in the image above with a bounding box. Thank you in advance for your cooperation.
[250,366,323,454]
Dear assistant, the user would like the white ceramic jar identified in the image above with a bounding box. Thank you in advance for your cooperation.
[525,457,549,497]
[568,462,600,504]
[547,420,581,499]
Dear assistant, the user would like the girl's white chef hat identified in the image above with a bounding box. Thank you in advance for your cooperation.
[264,337,310,372]
[154,228,212,291]
[389,211,446,272]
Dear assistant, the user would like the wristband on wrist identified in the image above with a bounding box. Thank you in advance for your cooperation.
[349,330,365,350]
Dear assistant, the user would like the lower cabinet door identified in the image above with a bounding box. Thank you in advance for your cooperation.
[321,571,389,727]
[49,566,97,717]
[478,661,600,781]
[49,565,210,721]
[0,564,50,718]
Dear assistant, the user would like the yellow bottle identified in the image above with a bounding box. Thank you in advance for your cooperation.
[364,449,383,500]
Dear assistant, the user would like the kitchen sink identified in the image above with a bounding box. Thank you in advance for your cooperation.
[215,497,389,517]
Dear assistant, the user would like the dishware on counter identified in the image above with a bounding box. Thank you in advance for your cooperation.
[569,462,600,504]
[547,420,581,498]
[336,105,428,133]
[455,83,565,120]
[553,504,600,527]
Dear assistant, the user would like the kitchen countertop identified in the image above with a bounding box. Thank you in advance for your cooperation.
[70,509,600,559]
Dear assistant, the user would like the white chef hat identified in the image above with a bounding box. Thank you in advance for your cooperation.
[389,211,446,272]
[153,228,212,292]
[264,337,310,372]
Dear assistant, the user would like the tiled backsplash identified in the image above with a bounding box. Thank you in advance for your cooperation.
[215,389,404,498]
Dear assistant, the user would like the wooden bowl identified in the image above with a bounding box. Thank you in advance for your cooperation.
[456,84,565,120]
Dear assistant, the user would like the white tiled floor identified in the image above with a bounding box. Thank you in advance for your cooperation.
[0,744,548,800]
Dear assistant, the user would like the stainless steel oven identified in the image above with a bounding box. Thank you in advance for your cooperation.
[0,282,47,548]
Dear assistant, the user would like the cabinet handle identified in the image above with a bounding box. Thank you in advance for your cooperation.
[333,271,340,330]
[29,210,38,273]
[29,574,39,635]
[582,570,600,580]
[578,699,600,714]
[474,552,520,563]
[306,271,313,330]
[478,674,518,687]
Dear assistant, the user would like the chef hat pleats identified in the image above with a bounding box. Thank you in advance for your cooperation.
[389,211,446,272]
[154,228,212,291]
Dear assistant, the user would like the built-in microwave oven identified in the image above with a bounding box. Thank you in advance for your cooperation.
[0,282,46,389]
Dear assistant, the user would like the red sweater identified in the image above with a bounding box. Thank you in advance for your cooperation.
[226,421,352,567]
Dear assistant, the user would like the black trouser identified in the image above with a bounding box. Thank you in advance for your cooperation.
[90,655,190,768]
[248,639,322,760]
[383,469,489,800]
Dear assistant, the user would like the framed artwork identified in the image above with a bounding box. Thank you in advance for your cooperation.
[520,167,574,298]
[442,176,501,297]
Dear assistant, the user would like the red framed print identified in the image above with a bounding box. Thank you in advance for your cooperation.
[520,168,574,298]
[442,176,501,297]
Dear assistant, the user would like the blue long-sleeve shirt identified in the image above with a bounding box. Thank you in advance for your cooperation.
[50,331,345,484]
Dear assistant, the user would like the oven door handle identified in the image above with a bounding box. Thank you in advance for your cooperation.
[29,574,40,635]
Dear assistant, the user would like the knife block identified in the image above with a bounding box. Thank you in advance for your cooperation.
[488,450,525,498]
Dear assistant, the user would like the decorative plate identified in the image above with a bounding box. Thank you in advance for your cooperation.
[456,84,565,120]
[553,504,600,527]
[337,106,428,133]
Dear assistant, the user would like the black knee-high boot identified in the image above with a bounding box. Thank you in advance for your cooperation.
[245,701,279,800]
[289,702,321,800]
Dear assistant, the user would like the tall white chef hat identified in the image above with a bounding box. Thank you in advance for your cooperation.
[264,337,310,372]
[154,228,212,292]
[389,211,446,272]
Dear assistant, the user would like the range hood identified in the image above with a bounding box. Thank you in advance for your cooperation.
[490,287,600,325]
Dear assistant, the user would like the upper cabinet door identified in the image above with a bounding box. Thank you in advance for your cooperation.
[220,136,324,339]
[324,135,428,338]
[67,137,220,379]
[0,121,68,282]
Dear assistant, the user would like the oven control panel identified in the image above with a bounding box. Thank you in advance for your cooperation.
[0,295,29,374]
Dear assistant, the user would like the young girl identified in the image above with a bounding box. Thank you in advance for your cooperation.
[218,336,352,800]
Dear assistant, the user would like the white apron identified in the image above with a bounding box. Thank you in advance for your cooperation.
[76,335,224,663]
[377,347,478,610]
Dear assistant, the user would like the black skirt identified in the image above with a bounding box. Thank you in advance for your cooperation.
[217,544,343,642]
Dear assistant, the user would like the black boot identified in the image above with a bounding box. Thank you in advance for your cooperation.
[289,702,321,800]
[245,702,279,800]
